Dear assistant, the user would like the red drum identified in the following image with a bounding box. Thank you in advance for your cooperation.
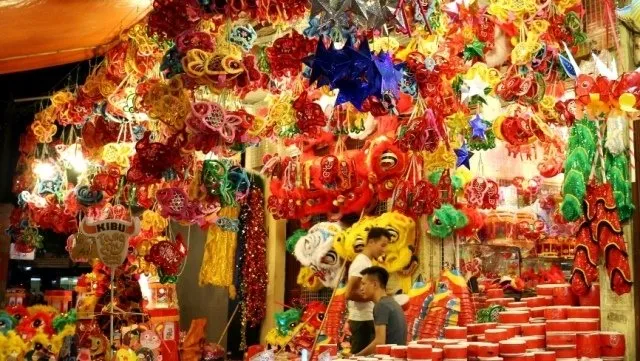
[431,347,442,361]
[551,285,575,306]
[485,329,510,343]
[570,318,598,332]
[532,350,556,361]
[565,306,599,319]
[478,342,500,357]
[599,331,625,357]
[543,307,567,320]
[390,346,407,359]
[578,283,600,306]
[499,311,530,324]
[535,284,557,296]
[444,326,467,340]
[443,344,467,359]
[546,332,576,347]
[497,324,520,338]
[545,320,575,333]
[406,344,432,360]
[521,323,545,336]
[520,335,545,350]
[375,345,392,355]
[552,345,577,359]
[499,339,527,355]
[576,332,600,358]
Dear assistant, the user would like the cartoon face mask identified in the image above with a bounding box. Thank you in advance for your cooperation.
[374,211,415,273]
[0,312,17,334]
[294,222,344,288]
[274,309,302,336]
[333,217,375,261]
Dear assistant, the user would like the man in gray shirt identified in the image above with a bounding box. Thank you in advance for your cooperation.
[355,266,407,356]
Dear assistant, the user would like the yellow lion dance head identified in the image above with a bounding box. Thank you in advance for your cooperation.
[334,212,415,292]
[374,211,415,273]
[333,217,375,262]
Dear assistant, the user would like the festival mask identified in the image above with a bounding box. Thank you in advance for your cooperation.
[294,222,344,288]
[0,312,17,335]
[333,217,375,262]
[365,136,408,200]
[274,309,302,336]
[428,204,469,238]
[301,301,327,330]
[374,212,415,273]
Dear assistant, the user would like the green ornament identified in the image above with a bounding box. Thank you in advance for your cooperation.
[562,169,586,200]
[286,229,308,254]
[465,121,496,151]
[564,147,590,179]
[428,204,468,238]
[463,38,486,61]
[52,309,77,333]
[560,194,583,222]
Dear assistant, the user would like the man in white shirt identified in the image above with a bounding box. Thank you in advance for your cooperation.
[345,227,391,354]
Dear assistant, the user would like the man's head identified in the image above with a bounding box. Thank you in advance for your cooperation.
[364,227,391,258]
[360,266,389,299]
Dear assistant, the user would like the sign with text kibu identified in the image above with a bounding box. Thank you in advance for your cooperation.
[79,216,140,268]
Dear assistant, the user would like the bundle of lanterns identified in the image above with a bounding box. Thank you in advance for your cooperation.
[7,0,640,356]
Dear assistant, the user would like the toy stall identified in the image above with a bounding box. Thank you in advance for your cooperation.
[2,0,640,359]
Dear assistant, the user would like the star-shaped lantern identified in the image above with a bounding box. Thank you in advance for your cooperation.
[461,74,489,104]
[454,143,474,169]
[469,114,487,140]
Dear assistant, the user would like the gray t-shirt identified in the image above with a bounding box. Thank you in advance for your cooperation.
[373,296,407,345]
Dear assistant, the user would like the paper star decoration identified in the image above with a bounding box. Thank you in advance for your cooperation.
[461,75,489,103]
[305,38,384,110]
[454,143,474,169]
[463,38,486,60]
[373,52,403,97]
[469,114,487,140]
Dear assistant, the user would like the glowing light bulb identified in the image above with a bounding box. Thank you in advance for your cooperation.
[33,162,56,180]
[59,144,88,173]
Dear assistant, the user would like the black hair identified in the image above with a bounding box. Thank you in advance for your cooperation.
[360,266,389,288]
[367,227,393,243]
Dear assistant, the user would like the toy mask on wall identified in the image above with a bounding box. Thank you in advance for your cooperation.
[333,217,375,262]
[364,136,408,200]
[275,309,302,337]
[294,222,344,288]
[374,211,415,273]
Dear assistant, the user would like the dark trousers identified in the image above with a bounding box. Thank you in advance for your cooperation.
[349,320,375,354]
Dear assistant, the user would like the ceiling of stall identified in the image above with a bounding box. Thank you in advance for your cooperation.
[0,0,152,74]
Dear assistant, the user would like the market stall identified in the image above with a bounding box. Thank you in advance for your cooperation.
[2,0,640,359]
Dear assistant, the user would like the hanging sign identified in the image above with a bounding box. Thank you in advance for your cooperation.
[79,216,140,269]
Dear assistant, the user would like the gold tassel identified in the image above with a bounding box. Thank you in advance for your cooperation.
[199,207,240,288]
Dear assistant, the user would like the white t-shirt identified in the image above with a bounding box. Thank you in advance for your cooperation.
[347,253,374,321]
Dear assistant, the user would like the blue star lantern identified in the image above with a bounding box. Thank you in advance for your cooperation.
[469,114,487,140]
[454,143,474,169]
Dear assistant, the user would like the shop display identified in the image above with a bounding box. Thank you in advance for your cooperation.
[3,0,639,357]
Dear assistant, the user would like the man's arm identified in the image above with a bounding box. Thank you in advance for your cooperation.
[345,275,369,302]
[356,325,386,356]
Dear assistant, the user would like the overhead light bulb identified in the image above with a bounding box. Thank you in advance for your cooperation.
[59,144,88,173]
[33,162,56,180]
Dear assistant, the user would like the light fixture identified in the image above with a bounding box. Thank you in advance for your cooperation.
[24,266,32,271]
[59,144,88,173]
[33,161,56,180]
